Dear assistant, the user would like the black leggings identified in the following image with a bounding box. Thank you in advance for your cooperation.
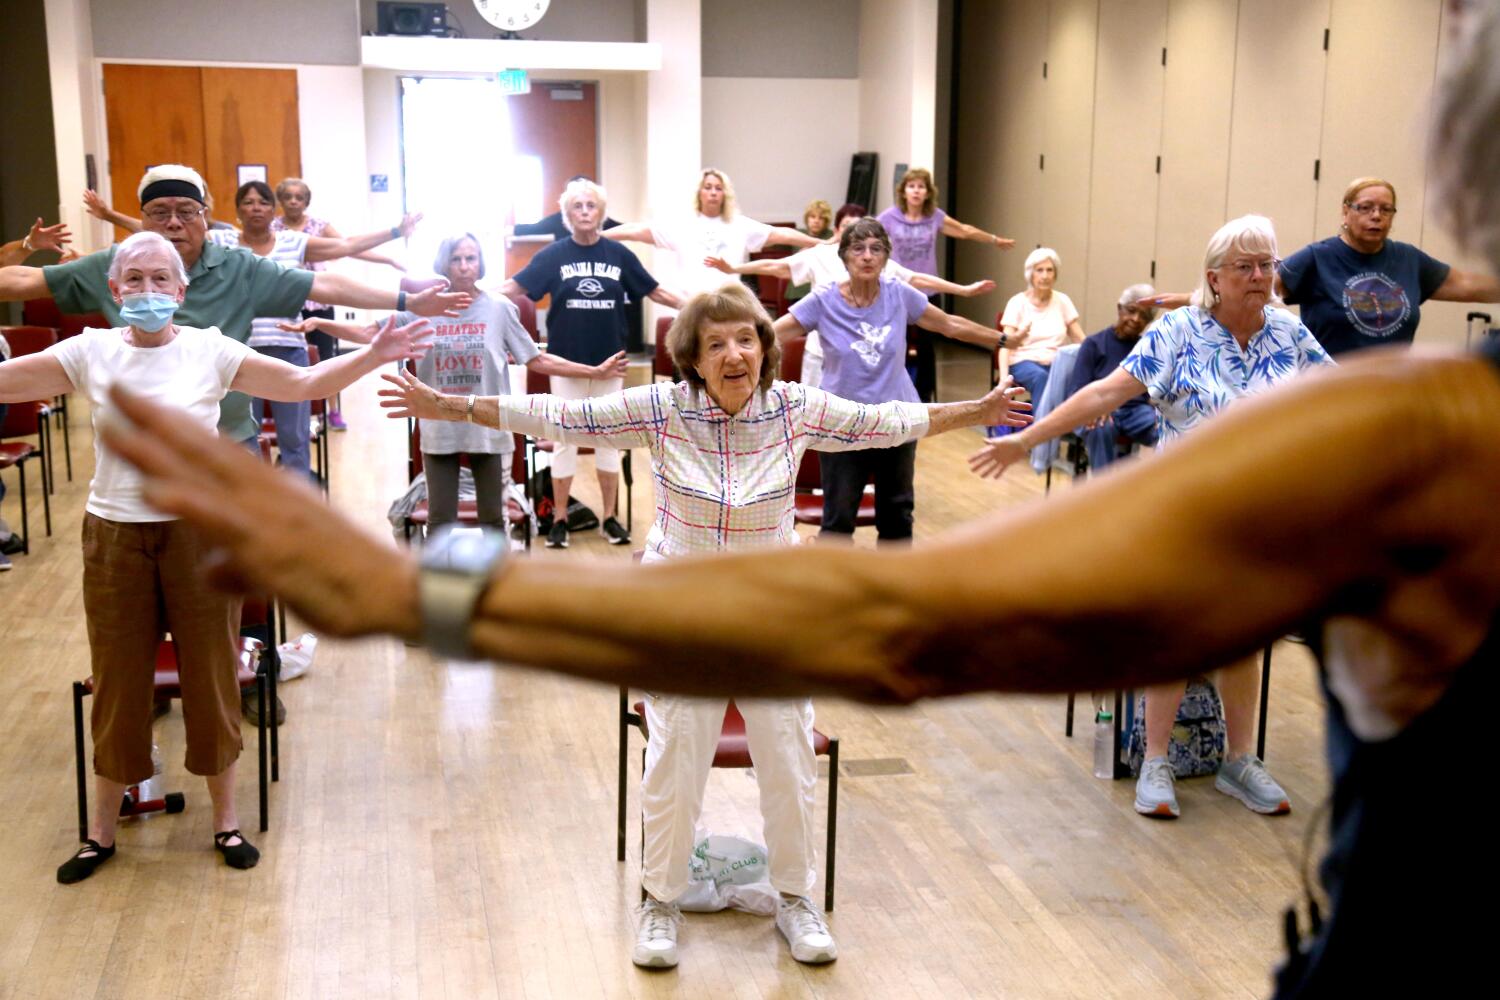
[423,452,510,530]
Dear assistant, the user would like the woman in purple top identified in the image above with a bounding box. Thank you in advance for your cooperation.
[774,217,1010,541]
[876,167,1016,401]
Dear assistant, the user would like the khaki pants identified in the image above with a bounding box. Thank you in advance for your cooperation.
[81,513,243,783]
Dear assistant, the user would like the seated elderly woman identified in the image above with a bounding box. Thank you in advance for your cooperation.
[0,231,431,884]
[378,281,1030,970]
[1063,283,1161,471]
[998,247,1086,406]
[972,215,1333,821]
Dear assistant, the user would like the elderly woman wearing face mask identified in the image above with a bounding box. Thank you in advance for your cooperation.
[0,231,431,885]
[377,281,1030,970]
[972,214,1333,821]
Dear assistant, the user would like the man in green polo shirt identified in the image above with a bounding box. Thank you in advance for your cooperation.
[0,164,468,444]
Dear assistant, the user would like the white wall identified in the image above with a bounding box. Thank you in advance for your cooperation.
[702,78,859,221]
[857,0,940,212]
[44,0,104,251]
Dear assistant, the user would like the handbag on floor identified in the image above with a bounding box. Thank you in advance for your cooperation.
[1125,678,1226,778]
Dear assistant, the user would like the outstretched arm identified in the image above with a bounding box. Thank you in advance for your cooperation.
[231,316,432,401]
[0,265,50,302]
[704,255,791,280]
[908,273,995,298]
[303,213,421,263]
[968,367,1146,478]
[764,227,820,250]
[309,273,471,316]
[914,302,1001,350]
[277,317,379,344]
[83,190,142,233]
[941,215,1015,250]
[0,352,75,403]
[0,219,73,266]
[1432,267,1500,303]
[601,222,656,244]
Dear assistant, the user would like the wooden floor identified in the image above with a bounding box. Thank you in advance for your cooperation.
[0,345,1328,999]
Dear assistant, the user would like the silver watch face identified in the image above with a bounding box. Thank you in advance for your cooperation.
[424,526,509,574]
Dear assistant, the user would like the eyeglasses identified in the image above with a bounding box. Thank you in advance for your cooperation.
[1221,258,1281,278]
[846,242,887,258]
[1346,202,1397,218]
[143,205,206,225]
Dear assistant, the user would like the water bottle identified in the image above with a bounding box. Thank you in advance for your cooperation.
[1093,711,1115,779]
[138,742,164,802]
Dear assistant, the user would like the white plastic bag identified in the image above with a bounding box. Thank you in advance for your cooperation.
[676,834,778,915]
[277,632,317,681]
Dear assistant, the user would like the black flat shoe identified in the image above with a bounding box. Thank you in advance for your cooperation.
[213,829,260,870]
[57,839,116,884]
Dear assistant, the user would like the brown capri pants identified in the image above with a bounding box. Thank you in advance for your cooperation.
[81,513,244,784]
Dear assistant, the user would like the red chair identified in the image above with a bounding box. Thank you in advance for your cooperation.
[652,315,677,383]
[755,272,789,318]
[0,402,52,541]
[524,365,634,531]
[1,325,69,487]
[72,636,273,838]
[21,299,106,339]
[402,421,533,548]
[617,692,841,911]
[505,292,540,343]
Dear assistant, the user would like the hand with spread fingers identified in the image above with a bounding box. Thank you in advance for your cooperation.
[378,369,446,421]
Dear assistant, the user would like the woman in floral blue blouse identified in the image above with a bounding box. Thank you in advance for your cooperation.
[971,214,1333,821]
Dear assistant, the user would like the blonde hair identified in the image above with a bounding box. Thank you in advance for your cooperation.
[1341,176,1397,210]
[894,167,938,217]
[275,177,311,203]
[1191,215,1281,310]
[694,168,738,220]
[667,283,781,393]
[802,199,833,233]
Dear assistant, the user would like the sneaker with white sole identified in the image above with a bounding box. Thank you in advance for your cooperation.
[1215,753,1291,814]
[546,521,569,549]
[632,897,682,968]
[601,516,631,545]
[1134,755,1180,818]
[776,895,837,964]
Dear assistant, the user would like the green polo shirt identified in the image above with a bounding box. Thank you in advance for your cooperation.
[44,241,316,442]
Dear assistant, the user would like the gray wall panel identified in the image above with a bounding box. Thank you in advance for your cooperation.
[701,0,858,78]
[93,0,361,65]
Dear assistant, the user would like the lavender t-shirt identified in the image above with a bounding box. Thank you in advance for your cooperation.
[790,276,929,404]
[877,206,947,277]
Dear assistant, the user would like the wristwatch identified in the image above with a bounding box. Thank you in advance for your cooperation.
[418,526,509,658]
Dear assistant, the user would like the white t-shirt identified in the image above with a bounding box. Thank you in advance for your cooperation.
[1000,290,1080,365]
[785,242,916,290]
[48,326,252,522]
[654,213,773,296]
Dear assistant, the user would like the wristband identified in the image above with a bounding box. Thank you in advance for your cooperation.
[998,333,1008,349]
[397,290,407,311]
[390,225,401,240]
[21,234,34,252]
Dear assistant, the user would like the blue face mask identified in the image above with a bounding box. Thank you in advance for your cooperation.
[119,292,181,333]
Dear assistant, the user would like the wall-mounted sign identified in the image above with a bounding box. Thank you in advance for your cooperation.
[237,163,268,187]
[498,69,530,95]
[370,174,389,193]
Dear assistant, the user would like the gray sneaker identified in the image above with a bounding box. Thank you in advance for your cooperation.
[1215,753,1291,814]
[632,897,682,968]
[776,895,837,964]
[1134,755,1180,818]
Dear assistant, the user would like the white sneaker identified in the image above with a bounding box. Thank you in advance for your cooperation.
[632,898,682,968]
[1134,755,1180,818]
[776,895,837,964]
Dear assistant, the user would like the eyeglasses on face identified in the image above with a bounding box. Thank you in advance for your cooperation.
[1221,258,1281,278]
[1346,202,1397,218]
[143,205,205,225]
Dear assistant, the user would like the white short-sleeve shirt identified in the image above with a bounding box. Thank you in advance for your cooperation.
[48,326,252,521]
[654,213,774,296]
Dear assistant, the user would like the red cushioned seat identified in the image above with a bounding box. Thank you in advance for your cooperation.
[633,700,831,768]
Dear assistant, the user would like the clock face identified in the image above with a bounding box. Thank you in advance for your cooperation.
[474,0,550,31]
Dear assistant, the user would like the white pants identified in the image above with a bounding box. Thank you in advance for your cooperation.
[548,373,623,477]
[642,694,819,902]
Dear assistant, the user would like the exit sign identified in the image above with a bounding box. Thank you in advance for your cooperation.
[498,69,530,95]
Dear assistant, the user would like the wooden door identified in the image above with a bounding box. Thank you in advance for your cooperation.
[102,64,300,234]
[102,64,206,240]
[201,67,302,215]
[504,81,599,279]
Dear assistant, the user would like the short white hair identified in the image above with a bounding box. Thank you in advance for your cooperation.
[136,163,207,203]
[1023,247,1060,286]
[108,231,190,287]
[1118,282,1158,315]
[558,178,607,232]
[1191,215,1281,310]
[1431,1,1500,272]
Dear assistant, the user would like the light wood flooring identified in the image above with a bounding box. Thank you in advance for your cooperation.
[0,345,1328,999]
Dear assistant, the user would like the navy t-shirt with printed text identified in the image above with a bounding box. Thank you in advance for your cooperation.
[512,237,657,365]
[1280,236,1450,356]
